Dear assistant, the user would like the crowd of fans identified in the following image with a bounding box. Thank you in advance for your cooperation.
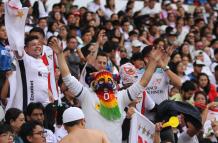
[1,0,218,142]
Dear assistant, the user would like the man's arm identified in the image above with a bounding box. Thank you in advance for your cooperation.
[158,46,182,87]
[49,38,85,99]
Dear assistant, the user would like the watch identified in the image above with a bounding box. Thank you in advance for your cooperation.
[162,65,170,71]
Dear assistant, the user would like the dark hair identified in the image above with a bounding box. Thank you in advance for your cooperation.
[25,35,39,46]
[181,80,196,92]
[29,27,45,38]
[81,28,91,37]
[215,65,218,71]
[19,121,43,143]
[63,119,82,127]
[194,90,207,102]
[45,103,56,132]
[197,73,210,94]
[26,102,45,116]
[153,37,166,47]
[105,0,115,9]
[5,108,23,125]
[0,124,13,134]
[141,45,153,57]
[47,22,58,33]
[96,51,108,59]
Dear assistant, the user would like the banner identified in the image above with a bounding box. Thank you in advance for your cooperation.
[5,0,29,56]
[129,110,155,143]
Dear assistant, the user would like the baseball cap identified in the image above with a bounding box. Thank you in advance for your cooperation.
[132,40,142,47]
[194,50,203,57]
[193,60,205,67]
[63,107,85,124]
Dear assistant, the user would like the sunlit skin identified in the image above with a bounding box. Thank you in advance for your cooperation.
[28,125,46,143]
[0,132,14,143]
[195,93,207,105]
[29,109,44,125]
[10,113,25,134]
[95,56,108,71]
[25,39,43,59]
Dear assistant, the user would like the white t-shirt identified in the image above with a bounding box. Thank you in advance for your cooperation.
[140,4,161,15]
[144,68,169,105]
[54,125,68,142]
[22,52,50,106]
[43,45,58,100]
[63,74,145,143]
[178,131,199,143]
[45,128,57,143]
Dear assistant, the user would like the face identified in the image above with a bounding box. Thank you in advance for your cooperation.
[198,75,208,88]
[38,19,47,30]
[176,62,185,74]
[132,60,144,69]
[30,109,44,124]
[195,41,204,50]
[183,90,195,100]
[0,26,7,41]
[67,14,76,25]
[67,38,78,49]
[28,125,46,143]
[194,65,202,74]
[195,93,206,105]
[172,54,181,63]
[59,26,67,38]
[82,32,92,44]
[0,132,14,143]
[96,56,107,71]
[26,39,43,58]
[11,113,25,133]
[182,56,189,66]
[181,44,189,54]
[122,22,130,32]
[51,22,58,32]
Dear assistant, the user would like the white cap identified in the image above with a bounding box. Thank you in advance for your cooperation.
[63,107,85,123]
[194,50,204,57]
[193,60,205,66]
[132,40,142,47]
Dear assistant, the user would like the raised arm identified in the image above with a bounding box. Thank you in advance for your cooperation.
[49,38,70,77]
[158,46,182,87]
[49,38,86,100]
[139,47,165,87]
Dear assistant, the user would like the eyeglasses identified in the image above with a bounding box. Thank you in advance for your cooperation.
[33,130,47,137]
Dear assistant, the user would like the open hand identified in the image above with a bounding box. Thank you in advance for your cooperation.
[48,38,63,54]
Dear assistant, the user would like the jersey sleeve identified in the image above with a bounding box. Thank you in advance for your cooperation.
[62,74,88,102]
[119,81,144,107]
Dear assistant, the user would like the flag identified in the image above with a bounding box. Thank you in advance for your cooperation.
[4,0,29,56]
[4,0,29,110]
[129,110,155,143]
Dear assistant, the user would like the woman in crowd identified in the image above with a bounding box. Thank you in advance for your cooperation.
[5,108,25,143]
[197,73,218,102]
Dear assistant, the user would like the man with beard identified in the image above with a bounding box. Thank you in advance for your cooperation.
[49,38,166,143]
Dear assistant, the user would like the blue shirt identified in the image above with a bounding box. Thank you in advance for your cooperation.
[0,42,12,71]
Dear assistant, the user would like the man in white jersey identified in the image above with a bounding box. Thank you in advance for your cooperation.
[141,39,182,105]
[49,38,167,143]
[4,0,51,110]
[14,36,51,108]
